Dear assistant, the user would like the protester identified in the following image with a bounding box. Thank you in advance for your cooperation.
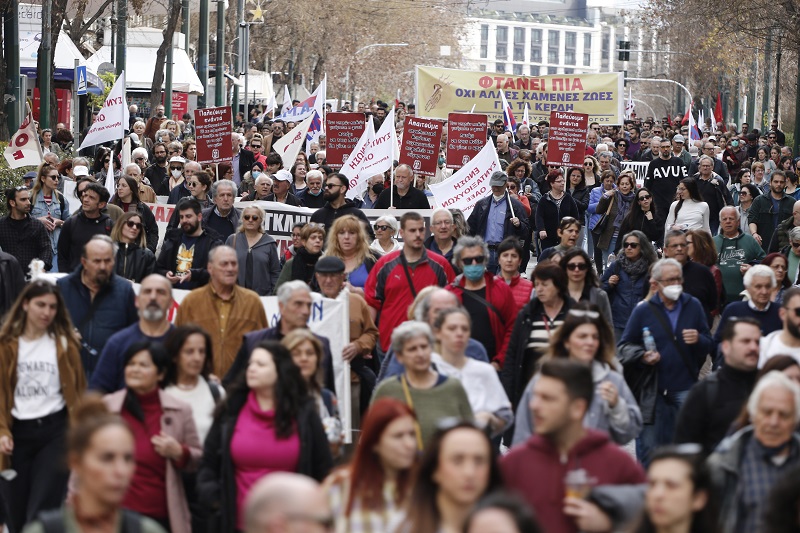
[662,229,718,324]
[309,172,372,232]
[322,215,379,295]
[299,169,325,208]
[104,341,201,533]
[371,321,473,446]
[203,180,240,240]
[58,182,115,272]
[560,248,613,324]
[0,185,52,274]
[762,252,791,303]
[242,473,332,533]
[198,340,333,533]
[534,169,580,251]
[769,199,800,252]
[618,186,662,249]
[497,236,534,313]
[225,205,281,296]
[713,206,766,303]
[587,170,617,272]
[30,162,69,271]
[374,164,430,210]
[371,215,402,254]
[644,138,689,230]
[109,211,156,283]
[424,208,458,265]
[539,216,581,262]
[692,155,733,234]
[665,177,710,235]
[750,170,795,252]
[274,223,325,292]
[758,287,800,365]
[266,169,304,206]
[685,229,723,314]
[108,175,159,252]
[595,170,636,264]
[0,281,86,533]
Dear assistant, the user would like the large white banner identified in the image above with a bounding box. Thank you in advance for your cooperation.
[344,108,396,201]
[428,141,501,218]
[272,113,315,170]
[79,71,129,150]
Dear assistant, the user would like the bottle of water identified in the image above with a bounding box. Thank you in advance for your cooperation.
[606,253,616,268]
[643,327,657,352]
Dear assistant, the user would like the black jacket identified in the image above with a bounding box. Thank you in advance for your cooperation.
[144,164,169,196]
[0,251,23,314]
[155,227,223,289]
[58,211,113,272]
[618,211,663,249]
[374,186,430,210]
[309,199,374,238]
[197,392,333,533]
[682,260,718,324]
[115,242,156,283]
[568,184,592,218]
[265,192,304,207]
[534,192,580,249]
[691,173,733,227]
[467,194,529,244]
[0,215,53,273]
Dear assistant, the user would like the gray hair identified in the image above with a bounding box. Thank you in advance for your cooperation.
[650,258,683,283]
[452,235,489,268]
[375,215,399,232]
[208,245,237,264]
[315,150,326,160]
[276,280,311,305]
[497,134,509,143]
[665,229,687,246]
[719,205,739,220]
[621,230,658,264]
[431,207,454,224]
[744,264,776,289]
[132,120,146,130]
[789,227,800,242]
[536,141,547,155]
[413,288,459,322]
[598,151,613,160]
[85,234,118,257]
[747,370,800,424]
[306,169,323,181]
[211,179,238,199]
[650,136,661,145]
[698,155,715,166]
[255,175,273,187]
[131,147,149,161]
[124,163,141,176]
[185,161,202,173]
[517,124,530,135]
[72,157,89,168]
[391,320,434,355]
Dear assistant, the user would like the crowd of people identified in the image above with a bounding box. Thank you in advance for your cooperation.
[2,104,800,533]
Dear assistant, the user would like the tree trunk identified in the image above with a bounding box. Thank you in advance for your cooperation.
[149,4,182,111]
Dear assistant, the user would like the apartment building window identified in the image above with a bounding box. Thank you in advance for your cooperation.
[496,26,508,60]
[548,66,558,74]
[548,30,560,64]
[513,27,525,61]
[530,29,542,63]
[565,31,576,65]
[479,64,487,72]
[480,24,488,59]
[513,64,523,75]
[602,33,610,60]
[530,65,540,76]
[583,34,592,65]
[496,63,506,73]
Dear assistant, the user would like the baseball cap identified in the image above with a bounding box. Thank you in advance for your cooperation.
[273,169,292,182]
[73,165,90,177]
[169,156,186,165]
[672,134,685,144]
[489,171,508,187]
[22,171,36,181]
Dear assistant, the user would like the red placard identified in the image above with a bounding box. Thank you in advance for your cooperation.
[399,116,443,177]
[446,113,488,169]
[171,92,189,120]
[546,111,589,168]
[193,106,233,165]
[326,112,367,169]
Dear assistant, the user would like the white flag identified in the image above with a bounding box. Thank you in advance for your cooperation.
[428,141,501,218]
[281,86,292,115]
[272,113,315,170]
[264,90,276,115]
[341,120,375,198]
[345,108,396,200]
[79,71,129,150]
[277,79,325,122]
[3,111,43,169]
[522,104,530,127]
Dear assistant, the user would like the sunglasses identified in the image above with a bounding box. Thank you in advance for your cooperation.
[623,242,640,249]
[135,157,146,161]
[169,167,183,171]
[251,144,262,149]
[791,242,800,249]
[462,256,485,265]
[243,215,260,221]
[566,262,588,271]
[324,183,342,189]
[638,194,651,201]
[103,159,110,163]
[125,221,142,229]
[373,224,391,231]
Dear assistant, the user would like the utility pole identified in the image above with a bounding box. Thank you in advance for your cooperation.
[773,33,782,122]
[182,0,190,52]
[197,0,209,108]
[165,43,173,117]
[40,0,52,129]
[215,0,225,106]
[115,0,127,76]
[5,4,20,134]
[761,30,772,132]
[232,0,244,117]
[794,52,800,157]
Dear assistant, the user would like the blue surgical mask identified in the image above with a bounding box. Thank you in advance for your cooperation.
[308,188,322,196]
[462,264,486,281]
[252,171,261,178]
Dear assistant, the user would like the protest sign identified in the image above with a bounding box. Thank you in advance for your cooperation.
[326,113,368,169]
[428,141,501,218]
[399,116,443,177]
[546,111,589,168]
[343,108,396,200]
[621,161,649,188]
[446,113,488,170]
[272,114,315,170]
[4,110,43,169]
[79,71,129,150]
[194,106,233,165]
[416,66,624,125]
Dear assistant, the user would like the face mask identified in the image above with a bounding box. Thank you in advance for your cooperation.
[308,188,322,196]
[171,169,182,178]
[438,157,445,166]
[493,193,505,202]
[661,284,683,301]
[252,171,261,179]
[372,184,384,195]
[462,264,486,281]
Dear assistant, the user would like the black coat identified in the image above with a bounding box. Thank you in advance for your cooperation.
[115,242,156,282]
[568,185,592,218]
[309,199,374,239]
[155,227,223,289]
[57,211,113,272]
[466,194,529,244]
[0,251,23,314]
[197,392,333,533]
[534,192,580,249]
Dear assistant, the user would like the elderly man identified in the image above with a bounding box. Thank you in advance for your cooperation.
[253,175,273,201]
[243,473,332,533]
[693,155,733,234]
[496,134,518,165]
[123,163,156,203]
[663,229,717,325]
[223,281,334,392]
[131,147,150,173]
[203,180,240,239]
[265,169,303,206]
[57,235,138,379]
[669,134,691,166]
[769,199,800,253]
[424,208,458,265]
[514,124,534,151]
[176,246,267,378]
[708,371,800,533]
[750,170,795,252]
[298,170,325,208]
[89,274,175,392]
[0,185,52,273]
[713,206,766,303]
[618,258,712,465]
[374,163,430,210]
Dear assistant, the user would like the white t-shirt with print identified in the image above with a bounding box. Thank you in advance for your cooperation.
[12,334,65,420]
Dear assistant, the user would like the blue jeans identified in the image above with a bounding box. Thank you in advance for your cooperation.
[601,233,619,269]
[636,389,689,467]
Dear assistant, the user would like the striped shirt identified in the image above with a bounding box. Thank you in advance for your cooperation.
[520,306,568,387]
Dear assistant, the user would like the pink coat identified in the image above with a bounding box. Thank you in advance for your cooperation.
[104,389,202,533]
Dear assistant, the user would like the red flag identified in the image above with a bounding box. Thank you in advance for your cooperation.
[682,106,690,126]
[714,93,725,132]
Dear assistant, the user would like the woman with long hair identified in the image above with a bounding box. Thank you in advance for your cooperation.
[560,248,613,323]
[583,155,600,187]
[324,399,418,533]
[274,223,326,293]
[535,169,580,250]
[686,230,722,315]
[393,421,503,533]
[30,162,69,271]
[110,212,156,282]
[0,282,86,533]
[187,170,212,208]
[104,341,201,533]
[567,166,592,251]
[197,340,332,533]
[225,205,281,296]
[596,170,636,266]
[601,230,658,339]
[762,253,791,304]
[665,177,710,235]
[323,215,380,295]
[619,186,661,249]
[512,302,642,446]
[93,147,118,183]
[289,161,309,196]
[730,168,752,206]
[109,175,158,252]
[629,445,718,533]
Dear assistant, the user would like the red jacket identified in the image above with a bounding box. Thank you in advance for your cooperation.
[500,430,645,533]
[365,249,455,351]
[507,274,534,315]
[446,272,517,365]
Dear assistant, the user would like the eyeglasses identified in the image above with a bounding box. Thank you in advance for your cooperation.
[568,309,600,319]
[433,220,452,226]
[638,194,651,201]
[243,215,260,221]
[324,183,342,189]
[373,224,391,231]
[462,256,485,265]
[566,262,589,271]
[791,242,800,249]
[125,221,142,229]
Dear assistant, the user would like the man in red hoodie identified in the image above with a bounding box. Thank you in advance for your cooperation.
[501,359,645,533]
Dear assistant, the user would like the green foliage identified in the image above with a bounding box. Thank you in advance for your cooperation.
[0,141,33,217]
[88,72,119,110]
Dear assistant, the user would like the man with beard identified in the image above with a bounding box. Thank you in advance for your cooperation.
[144,142,170,195]
[759,287,800,364]
[514,124,535,151]
[88,274,175,392]
[309,172,373,235]
[644,138,689,230]
[57,235,138,379]
[57,182,113,272]
[156,197,223,290]
[626,125,642,159]
[0,185,52,273]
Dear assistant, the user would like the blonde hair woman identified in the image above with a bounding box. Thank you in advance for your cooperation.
[324,215,379,295]
[224,205,281,296]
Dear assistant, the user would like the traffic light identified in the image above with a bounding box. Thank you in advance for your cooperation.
[618,41,630,62]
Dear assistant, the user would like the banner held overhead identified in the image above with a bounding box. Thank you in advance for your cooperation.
[446,113,488,170]
[194,106,233,164]
[399,116,443,177]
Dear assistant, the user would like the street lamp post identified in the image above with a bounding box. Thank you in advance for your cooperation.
[343,43,408,107]
[215,0,225,107]
[625,77,693,113]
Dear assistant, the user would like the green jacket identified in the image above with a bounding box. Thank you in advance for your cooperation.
[713,231,766,303]
[747,194,795,252]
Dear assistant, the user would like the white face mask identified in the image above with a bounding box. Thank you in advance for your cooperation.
[171,169,182,178]
[492,193,505,202]
[661,284,683,301]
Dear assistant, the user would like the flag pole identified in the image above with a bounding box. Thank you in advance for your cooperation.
[505,188,516,219]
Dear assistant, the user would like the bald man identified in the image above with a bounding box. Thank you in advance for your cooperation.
[244,473,332,533]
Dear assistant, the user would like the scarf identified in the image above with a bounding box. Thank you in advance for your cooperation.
[613,189,635,229]
[617,254,649,280]
[291,246,322,289]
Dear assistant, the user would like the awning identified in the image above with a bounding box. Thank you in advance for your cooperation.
[86,45,205,94]
[19,27,105,93]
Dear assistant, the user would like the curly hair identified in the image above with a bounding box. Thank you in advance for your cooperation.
[506,158,532,180]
